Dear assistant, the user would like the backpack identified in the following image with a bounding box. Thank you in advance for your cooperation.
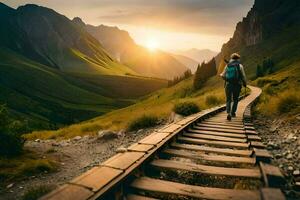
[225,61,241,84]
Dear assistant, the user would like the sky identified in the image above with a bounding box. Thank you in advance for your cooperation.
[2,0,254,52]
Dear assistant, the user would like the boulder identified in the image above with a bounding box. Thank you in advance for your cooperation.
[73,136,82,141]
[98,130,118,140]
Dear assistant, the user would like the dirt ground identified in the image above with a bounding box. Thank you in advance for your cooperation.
[0,127,163,200]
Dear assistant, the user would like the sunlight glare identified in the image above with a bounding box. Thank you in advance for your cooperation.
[146,38,159,51]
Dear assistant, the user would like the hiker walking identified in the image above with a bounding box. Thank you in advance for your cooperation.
[220,53,247,121]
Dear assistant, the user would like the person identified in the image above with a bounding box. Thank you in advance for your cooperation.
[220,53,247,121]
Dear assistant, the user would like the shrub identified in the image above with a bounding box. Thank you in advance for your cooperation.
[128,115,159,131]
[22,185,56,200]
[22,159,57,175]
[173,102,200,116]
[277,94,300,114]
[205,95,222,106]
[0,132,25,157]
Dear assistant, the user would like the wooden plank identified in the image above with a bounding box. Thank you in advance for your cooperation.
[251,141,265,148]
[178,136,250,149]
[131,177,261,200]
[163,149,256,165]
[102,152,145,170]
[245,126,255,130]
[151,159,261,178]
[40,184,93,200]
[248,135,261,141]
[193,126,246,134]
[188,129,247,138]
[199,121,244,128]
[246,130,258,135]
[259,162,285,188]
[127,143,154,152]
[183,133,247,143]
[254,148,272,163]
[261,188,286,200]
[204,120,243,126]
[138,132,170,145]
[70,166,122,192]
[196,124,245,130]
[159,124,182,133]
[171,143,253,157]
[126,194,159,200]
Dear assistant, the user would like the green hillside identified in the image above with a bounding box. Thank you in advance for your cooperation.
[27,76,227,140]
[0,3,168,130]
[0,48,167,130]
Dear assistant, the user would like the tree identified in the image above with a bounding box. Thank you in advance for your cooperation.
[193,58,217,90]
[0,105,27,157]
[256,64,264,78]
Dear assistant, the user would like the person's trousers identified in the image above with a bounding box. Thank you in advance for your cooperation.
[225,83,241,115]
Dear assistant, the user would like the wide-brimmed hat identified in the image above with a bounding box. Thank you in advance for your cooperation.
[231,53,241,60]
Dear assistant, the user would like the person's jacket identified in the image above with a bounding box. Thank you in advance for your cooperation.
[220,59,247,86]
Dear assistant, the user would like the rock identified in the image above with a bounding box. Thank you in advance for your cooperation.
[52,142,59,147]
[6,183,14,189]
[34,139,41,142]
[288,166,294,171]
[275,153,282,159]
[286,153,293,159]
[136,129,144,134]
[293,170,300,176]
[287,133,294,140]
[73,136,82,141]
[269,126,278,133]
[116,147,127,153]
[117,130,126,138]
[98,130,118,140]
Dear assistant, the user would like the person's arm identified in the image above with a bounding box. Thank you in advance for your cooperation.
[220,66,227,80]
[239,64,247,87]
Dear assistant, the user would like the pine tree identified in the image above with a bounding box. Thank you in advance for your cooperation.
[256,64,263,78]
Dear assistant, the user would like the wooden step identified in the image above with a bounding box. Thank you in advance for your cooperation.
[178,136,250,149]
[171,143,253,157]
[194,126,246,134]
[200,121,244,128]
[162,149,256,165]
[131,177,261,200]
[196,124,245,130]
[204,120,243,125]
[150,159,261,178]
[247,135,261,141]
[183,133,247,143]
[126,194,159,200]
[188,129,247,138]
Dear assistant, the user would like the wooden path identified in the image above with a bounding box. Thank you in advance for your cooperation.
[41,86,286,200]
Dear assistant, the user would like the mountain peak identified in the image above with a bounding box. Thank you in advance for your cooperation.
[72,17,86,27]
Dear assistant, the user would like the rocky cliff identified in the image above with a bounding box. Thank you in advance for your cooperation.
[217,0,300,75]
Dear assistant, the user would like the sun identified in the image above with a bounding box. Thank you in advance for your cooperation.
[146,38,159,51]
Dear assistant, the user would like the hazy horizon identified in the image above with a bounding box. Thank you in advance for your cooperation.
[2,0,254,52]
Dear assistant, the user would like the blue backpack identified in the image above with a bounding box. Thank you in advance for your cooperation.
[226,61,241,84]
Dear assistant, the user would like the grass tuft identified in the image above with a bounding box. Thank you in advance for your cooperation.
[173,102,200,116]
[22,184,56,200]
[277,94,300,114]
[205,95,222,106]
[128,115,159,131]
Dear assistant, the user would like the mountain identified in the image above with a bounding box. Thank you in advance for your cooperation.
[0,3,167,131]
[74,18,188,80]
[216,0,300,118]
[172,54,199,73]
[0,3,137,75]
[178,49,218,64]
[217,0,300,77]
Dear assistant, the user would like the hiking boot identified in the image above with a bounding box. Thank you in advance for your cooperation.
[231,113,236,117]
[227,114,232,121]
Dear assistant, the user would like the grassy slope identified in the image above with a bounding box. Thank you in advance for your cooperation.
[0,49,167,130]
[27,76,227,140]
[253,61,300,117]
